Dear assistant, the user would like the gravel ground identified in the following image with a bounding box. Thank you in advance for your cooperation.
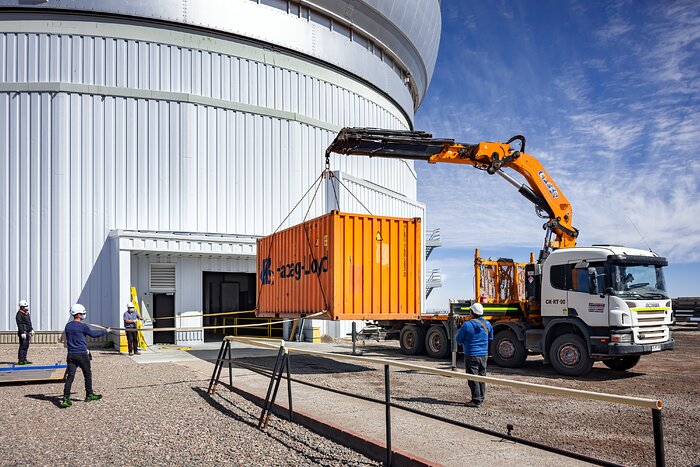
[247,325,700,467]
[2,326,697,467]
[0,345,379,466]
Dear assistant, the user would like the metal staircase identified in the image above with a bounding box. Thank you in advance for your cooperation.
[425,228,442,299]
[425,228,442,260]
[425,269,442,298]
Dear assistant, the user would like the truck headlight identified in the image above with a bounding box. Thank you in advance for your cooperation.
[610,333,632,343]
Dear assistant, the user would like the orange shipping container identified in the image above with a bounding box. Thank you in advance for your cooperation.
[256,211,422,320]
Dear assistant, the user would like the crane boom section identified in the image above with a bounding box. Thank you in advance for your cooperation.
[326,128,577,249]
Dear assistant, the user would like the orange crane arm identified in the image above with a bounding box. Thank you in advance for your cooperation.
[326,128,578,251]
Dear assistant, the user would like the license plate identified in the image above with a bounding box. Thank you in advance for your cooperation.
[651,344,661,351]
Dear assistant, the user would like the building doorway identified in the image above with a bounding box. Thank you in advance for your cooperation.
[202,272,282,341]
[153,293,175,344]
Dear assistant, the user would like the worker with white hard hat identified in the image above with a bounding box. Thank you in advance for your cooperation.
[455,302,494,408]
[60,303,112,409]
[15,300,34,365]
[123,302,143,356]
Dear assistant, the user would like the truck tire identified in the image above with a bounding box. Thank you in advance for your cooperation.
[425,326,450,359]
[549,334,594,376]
[603,355,641,371]
[400,325,425,355]
[491,330,527,368]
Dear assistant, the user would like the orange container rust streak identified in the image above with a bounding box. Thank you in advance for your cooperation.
[256,211,422,320]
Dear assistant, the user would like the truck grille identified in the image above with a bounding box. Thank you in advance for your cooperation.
[630,308,669,328]
[632,326,669,344]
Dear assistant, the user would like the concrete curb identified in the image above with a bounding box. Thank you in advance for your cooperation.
[219,382,440,467]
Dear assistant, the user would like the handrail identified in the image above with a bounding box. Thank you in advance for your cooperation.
[215,336,665,466]
[426,269,441,282]
[427,228,441,242]
[224,336,662,410]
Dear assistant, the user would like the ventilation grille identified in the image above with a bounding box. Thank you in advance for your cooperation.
[150,264,176,292]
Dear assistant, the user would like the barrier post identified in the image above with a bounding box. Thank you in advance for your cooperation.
[207,340,226,394]
[286,354,293,421]
[652,409,665,467]
[227,341,233,388]
[352,321,358,355]
[213,341,228,392]
[449,311,457,371]
[385,364,392,466]
[258,345,287,429]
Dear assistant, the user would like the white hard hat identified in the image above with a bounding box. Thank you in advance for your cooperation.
[18,300,29,308]
[70,303,87,317]
[126,302,135,309]
[470,302,484,316]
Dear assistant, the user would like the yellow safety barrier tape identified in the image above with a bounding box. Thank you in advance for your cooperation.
[89,311,324,334]
[224,336,663,411]
[150,309,257,321]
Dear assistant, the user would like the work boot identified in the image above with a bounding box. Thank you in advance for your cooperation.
[23,360,32,365]
[85,393,102,402]
[17,361,25,365]
[465,400,481,408]
[134,352,141,355]
[60,396,72,408]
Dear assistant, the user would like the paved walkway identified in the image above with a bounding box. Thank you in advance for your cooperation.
[130,342,591,466]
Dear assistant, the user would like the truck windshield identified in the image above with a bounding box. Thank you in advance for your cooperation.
[610,264,668,299]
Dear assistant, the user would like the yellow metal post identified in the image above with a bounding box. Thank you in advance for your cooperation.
[474,249,481,302]
[130,286,148,350]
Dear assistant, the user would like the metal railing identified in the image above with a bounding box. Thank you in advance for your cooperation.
[425,228,441,260]
[208,337,666,467]
[425,268,442,299]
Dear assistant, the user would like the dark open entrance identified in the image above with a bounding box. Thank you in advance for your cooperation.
[153,293,175,344]
[202,272,282,342]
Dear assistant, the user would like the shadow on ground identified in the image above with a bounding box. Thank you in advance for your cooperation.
[352,344,644,382]
[187,347,374,376]
[192,386,379,466]
[25,393,63,408]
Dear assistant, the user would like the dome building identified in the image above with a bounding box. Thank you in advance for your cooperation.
[0,0,441,343]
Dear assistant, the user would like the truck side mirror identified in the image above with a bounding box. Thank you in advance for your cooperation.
[587,267,598,294]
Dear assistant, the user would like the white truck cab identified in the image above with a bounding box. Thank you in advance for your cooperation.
[533,245,674,375]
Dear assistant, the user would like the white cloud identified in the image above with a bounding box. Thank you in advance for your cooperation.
[416,0,700,270]
[594,16,633,42]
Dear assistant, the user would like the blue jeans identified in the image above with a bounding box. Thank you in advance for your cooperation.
[465,355,488,404]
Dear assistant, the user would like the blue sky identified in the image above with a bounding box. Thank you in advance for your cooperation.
[415,0,700,310]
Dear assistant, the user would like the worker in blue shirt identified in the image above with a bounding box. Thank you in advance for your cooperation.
[60,303,111,408]
[123,302,142,356]
[455,303,494,408]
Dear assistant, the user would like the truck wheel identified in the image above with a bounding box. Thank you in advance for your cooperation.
[400,325,425,355]
[491,330,527,368]
[603,355,641,371]
[425,326,450,359]
[549,334,593,376]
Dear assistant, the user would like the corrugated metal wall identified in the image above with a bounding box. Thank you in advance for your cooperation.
[0,22,416,331]
[131,255,257,317]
